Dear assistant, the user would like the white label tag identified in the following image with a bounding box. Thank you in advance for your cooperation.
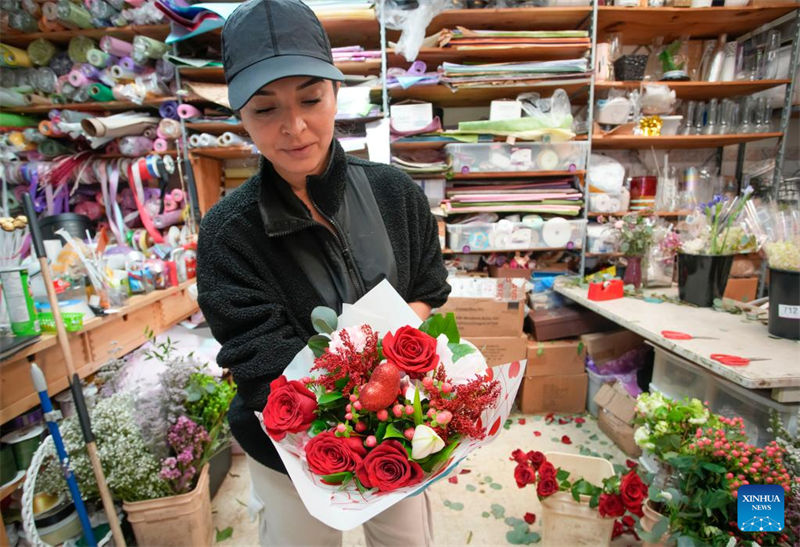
[490,100,522,121]
[778,304,800,320]
[390,103,433,132]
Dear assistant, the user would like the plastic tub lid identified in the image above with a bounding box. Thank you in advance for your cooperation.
[1,423,44,444]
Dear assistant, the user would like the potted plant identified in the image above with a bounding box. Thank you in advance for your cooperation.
[603,213,655,289]
[677,188,758,307]
[511,449,648,545]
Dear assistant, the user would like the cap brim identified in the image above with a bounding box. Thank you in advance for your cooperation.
[227,55,345,111]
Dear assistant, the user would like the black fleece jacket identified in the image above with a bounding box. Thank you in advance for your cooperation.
[196,141,451,471]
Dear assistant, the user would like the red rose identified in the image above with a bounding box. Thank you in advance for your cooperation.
[304,432,366,478]
[538,461,556,480]
[511,449,528,465]
[598,493,626,518]
[514,464,536,488]
[263,375,318,441]
[355,440,424,492]
[527,451,545,469]
[612,520,624,539]
[382,327,439,376]
[620,471,647,516]
[536,477,558,497]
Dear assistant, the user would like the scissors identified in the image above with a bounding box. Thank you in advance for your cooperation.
[710,354,770,366]
[661,330,718,340]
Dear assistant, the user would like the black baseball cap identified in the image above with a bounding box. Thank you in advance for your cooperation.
[222,0,345,111]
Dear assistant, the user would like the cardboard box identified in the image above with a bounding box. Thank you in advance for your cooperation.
[518,373,587,414]
[468,334,527,367]
[593,382,641,457]
[724,276,758,303]
[525,337,586,377]
[487,265,534,279]
[439,298,525,337]
[525,306,616,341]
[580,329,644,366]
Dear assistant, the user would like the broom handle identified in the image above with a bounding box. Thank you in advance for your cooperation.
[22,194,127,547]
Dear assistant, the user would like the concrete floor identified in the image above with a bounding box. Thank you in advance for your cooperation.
[210,411,642,547]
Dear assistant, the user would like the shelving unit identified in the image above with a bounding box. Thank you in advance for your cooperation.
[3,96,186,114]
[0,23,171,47]
[595,79,792,100]
[591,132,784,149]
[387,79,592,107]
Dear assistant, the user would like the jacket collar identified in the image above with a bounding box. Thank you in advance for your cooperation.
[258,140,348,236]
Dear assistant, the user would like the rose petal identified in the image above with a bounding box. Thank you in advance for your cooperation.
[448,476,458,484]
[575,417,586,424]
[524,512,536,525]
[518,418,527,425]
[561,435,572,445]
[459,469,472,475]
[545,413,555,424]
[558,418,570,425]
[626,459,638,469]
[533,431,541,437]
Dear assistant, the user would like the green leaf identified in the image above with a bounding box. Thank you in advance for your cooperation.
[413,386,423,426]
[375,422,388,443]
[536,343,544,357]
[318,392,343,406]
[384,423,406,441]
[577,341,584,355]
[556,469,570,482]
[571,484,581,502]
[321,471,353,484]
[612,463,627,476]
[354,477,368,495]
[215,527,233,543]
[308,334,330,357]
[589,493,599,508]
[311,306,338,334]
[700,462,727,474]
[419,312,459,343]
[448,342,476,363]
[310,419,328,435]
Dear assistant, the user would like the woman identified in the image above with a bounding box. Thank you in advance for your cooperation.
[196,0,451,544]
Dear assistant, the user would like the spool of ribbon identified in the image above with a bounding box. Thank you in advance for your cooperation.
[118,136,154,156]
[110,64,137,81]
[118,56,144,73]
[48,52,72,76]
[0,43,33,67]
[127,155,168,244]
[157,118,180,139]
[158,100,179,120]
[639,115,663,137]
[188,134,201,148]
[152,138,170,152]
[143,126,157,139]
[27,38,56,66]
[99,36,132,58]
[132,35,168,60]
[88,82,114,102]
[218,132,245,146]
[67,68,91,87]
[198,133,217,147]
[177,104,201,119]
[86,48,113,68]
[56,1,93,29]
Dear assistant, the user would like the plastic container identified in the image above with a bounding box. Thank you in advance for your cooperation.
[588,191,628,214]
[660,115,683,135]
[446,219,585,253]
[540,452,616,546]
[1,444,17,484]
[587,367,611,417]
[586,223,615,254]
[651,347,714,402]
[35,501,83,545]
[768,267,799,340]
[38,213,93,244]
[0,424,44,471]
[445,142,588,174]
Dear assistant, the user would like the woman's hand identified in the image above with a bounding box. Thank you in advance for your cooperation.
[409,301,432,321]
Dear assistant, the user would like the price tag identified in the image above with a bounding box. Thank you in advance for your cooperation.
[778,305,800,320]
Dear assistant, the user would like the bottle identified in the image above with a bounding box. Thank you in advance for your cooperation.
[704,34,726,82]
[763,30,780,80]
[704,99,718,135]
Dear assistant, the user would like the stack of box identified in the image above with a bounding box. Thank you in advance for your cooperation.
[438,277,528,366]
[581,329,647,416]
[593,382,642,457]
[517,306,615,414]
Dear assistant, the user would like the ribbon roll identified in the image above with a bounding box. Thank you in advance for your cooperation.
[27,38,56,66]
[158,100,179,120]
[86,48,113,68]
[110,64,136,81]
[67,35,96,63]
[188,134,201,148]
[38,119,61,136]
[152,138,170,152]
[170,188,184,202]
[218,132,245,146]
[67,68,90,87]
[88,83,114,102]
[57,1,93,29]
[100,36,132,58]
[118,56,144,73]
[0,44,33,67]
[177,104,201,119]
[157,118,181,139]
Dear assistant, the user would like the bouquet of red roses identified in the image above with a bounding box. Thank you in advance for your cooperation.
[257,281,524,530]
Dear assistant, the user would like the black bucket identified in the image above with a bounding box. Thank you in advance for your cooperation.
[38,213,93,244]
[677,253,733,307]
[768,267,800,340]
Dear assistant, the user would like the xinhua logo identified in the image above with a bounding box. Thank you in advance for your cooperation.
[738,484,784,532]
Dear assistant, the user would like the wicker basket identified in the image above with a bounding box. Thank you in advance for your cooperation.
[614,55,648,81]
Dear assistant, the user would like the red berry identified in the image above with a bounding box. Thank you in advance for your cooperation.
[353,401,362,411]
[355,421,367,432]
[345,413,353,421]
[365,435,377,448]
[404,427,415,441]
[405,405,414,415]
[422,377,434,389]
[349,394,358,402]
[345,404,352,412]
[377,409,389,421]
[392,404,404,418]
[336,423,347,433]
[441,382,453,393]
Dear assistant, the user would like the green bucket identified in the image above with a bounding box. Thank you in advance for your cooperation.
[0,443,17,484]
[1,424,44,471]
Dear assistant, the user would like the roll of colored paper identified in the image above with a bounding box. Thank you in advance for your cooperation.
[68,69,90,87]
[132,35,168,60]
[38,139,73,157]
[38,119,60,136]
[118,136,153,156]
[152,138,169,152]
[118,56,144,73]
[48,52,72,76]
[198,133,217,147]
[177,104,201,119]
[158,100,179,120]
[42,2,59,21]
[22,0,41,17]
[99,35,132,58]
[157,118,180,139]
[188,134,201,147]
[0,112,40,127]
[86,0,118,20]
[27,38,56,66]
[86,48,112,68]
[155,58,175,82]
[25,93,50,105]
[110,64,136,80]
[88,83,114,102]
[32,67,57,94]
[67,35,95,63]
[143,126,157,139]
[57,1,93,29]
[8,10,38,33]
[0,89,29,107]
[0,44,33,67]
[219,132,245,146]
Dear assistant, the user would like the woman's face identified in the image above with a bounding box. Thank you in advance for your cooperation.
[240,76,337,183]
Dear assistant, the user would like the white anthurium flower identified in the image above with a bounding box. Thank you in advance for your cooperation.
[411,425,445,460]
[436,334,487,385]
[403,377,430,402]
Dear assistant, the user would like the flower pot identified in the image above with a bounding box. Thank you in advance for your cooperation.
[641,500,670,547]
[768,267,800,340]
[623,256,643,289]
[122,464,213,547]
[540,452,616,546]
[677,253,733,307]
[208,444,232,498]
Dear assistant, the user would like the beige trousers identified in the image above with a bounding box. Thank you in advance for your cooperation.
[247,456,434,547]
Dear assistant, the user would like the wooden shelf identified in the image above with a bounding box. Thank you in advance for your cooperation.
[189,146,255,159]
[185,122,246,134]
[396,44,590,66]
[585,252,624,258]
[587,210,691,218]
[179,59,382,81]
[597,5,799,44]
[0,24,170,47]
[450,170,585,180]
[591,132,783,149]
[388,79,590,107]
[3,96,181,115]
[392,141,450,151]
[443,246,579,254]
[595,79,792,100]
[0,281,198,425]
[0,471,25,501]
[427,7,592,33]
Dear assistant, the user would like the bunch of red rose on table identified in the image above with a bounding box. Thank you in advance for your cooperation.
[263,311,501,494]
[511,449,648,540]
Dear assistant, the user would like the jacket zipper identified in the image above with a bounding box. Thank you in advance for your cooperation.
[311,202,367,297]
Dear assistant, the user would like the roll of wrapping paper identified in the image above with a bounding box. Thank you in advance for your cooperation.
[0,113,40,127]
[27,38,56,67]
[104,140,119,155]
[157,118,180,139]
[99,36,132,58]
[132,35,168,60]
[155,58,174,82]
[86,48,112,68]
[23,128,46,143]
[67,35,95,64]
[110,64,136,81]
[80,113,161,138]
[9,11,38,33]
[188,134,201,147]
[7,132,35,151]
[22,0,41,17]
[158,100,179,120]
[86,0,118,20]
[0,44,33,67]
[218,132,245,146]
[42,2,59,22]
[38,139,72,157]
[25,93,51,105]
[118,136,153,156]
[49,52,72,76]
[0,89,30,107]
[198,133,217,147]
[32,67,57,94]
[67,68,91,87]
[177,104,201,119]
[38,15,64,32]
[152,138,169,152]
[87,82,113,102]
[118,56,144,73]
[56,1,93,29]
[38,119,61,136]
[142,126,157,139]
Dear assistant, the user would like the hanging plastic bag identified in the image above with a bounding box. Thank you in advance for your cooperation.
[379,0,450,62]
[517,89,573,131]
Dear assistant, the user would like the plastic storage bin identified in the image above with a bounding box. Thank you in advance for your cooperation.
[651,346,713,402]
[446,142,588,174]
[446,218,585,253]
